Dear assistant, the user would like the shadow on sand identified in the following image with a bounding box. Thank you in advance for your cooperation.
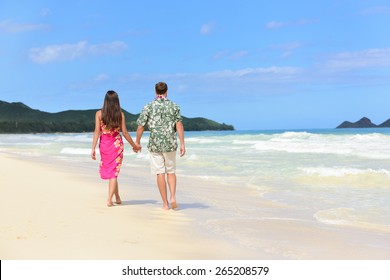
[120,200,209,210]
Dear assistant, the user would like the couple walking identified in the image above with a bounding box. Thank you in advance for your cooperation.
[91,82,185,210]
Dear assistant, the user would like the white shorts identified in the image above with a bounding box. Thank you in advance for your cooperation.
[149,151,177,175]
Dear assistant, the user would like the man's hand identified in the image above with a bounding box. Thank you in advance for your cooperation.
[180,145,186,157]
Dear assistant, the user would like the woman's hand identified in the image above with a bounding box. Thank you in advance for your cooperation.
[91,149,96,160]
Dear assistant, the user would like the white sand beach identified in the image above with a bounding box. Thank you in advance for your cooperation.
[1,149,390,260]
[0,153,262,259]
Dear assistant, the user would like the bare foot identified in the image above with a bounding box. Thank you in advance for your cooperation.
[162,204,170,210]
[115,195,121,204]
[107,201,113,207]
[171,201,178,210]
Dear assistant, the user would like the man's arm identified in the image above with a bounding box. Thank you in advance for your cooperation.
[136,125,144,152]
[176,121,185,157]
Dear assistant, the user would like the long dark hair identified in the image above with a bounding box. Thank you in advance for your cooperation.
[101,90,122,129]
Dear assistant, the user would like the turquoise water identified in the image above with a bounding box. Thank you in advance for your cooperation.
[1,128,390,233]
[183,129,390,228]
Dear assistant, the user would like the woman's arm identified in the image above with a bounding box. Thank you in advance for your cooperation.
[91,110,101,160]
[121,112,139,152]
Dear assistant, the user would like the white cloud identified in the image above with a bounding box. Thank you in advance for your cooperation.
[280,42,303,51]
[360,6,390,15]
[0,19,47,33]
[205,67,302,80]
[212,50,249,60]
[28,41,128,63]
[40,8,51,17]
[69,73,110,90]
[88,41,128,55]
[200,22,214,35]
[212,50,229,60]
[266,21,287,29]
[266,19,317,29]
[29,41,88,63]
[228,50,249,60]
[270,41,303,58]
[325,48,390,70]
[94,74,109,82]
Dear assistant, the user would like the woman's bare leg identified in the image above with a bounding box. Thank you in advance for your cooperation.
[114,179,121,204]
[107,178,117,207]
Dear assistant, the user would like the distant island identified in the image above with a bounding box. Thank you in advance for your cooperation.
[0,101,234,133]
[336,117,390,129]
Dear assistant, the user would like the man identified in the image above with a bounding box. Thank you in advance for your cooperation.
[136,82,186,210]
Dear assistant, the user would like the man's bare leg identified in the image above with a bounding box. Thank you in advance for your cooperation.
[167,173,177,209]
[157,174,169,210]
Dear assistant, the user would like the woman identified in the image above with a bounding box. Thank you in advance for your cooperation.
[91,90,139,206]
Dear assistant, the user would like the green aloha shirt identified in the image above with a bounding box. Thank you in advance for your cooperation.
[137,97,182,153]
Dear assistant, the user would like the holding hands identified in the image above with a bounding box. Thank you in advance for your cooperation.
[91,143,141,162]
[133,143,142,153]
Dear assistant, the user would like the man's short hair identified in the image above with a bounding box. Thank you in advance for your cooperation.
[155,82,168,95]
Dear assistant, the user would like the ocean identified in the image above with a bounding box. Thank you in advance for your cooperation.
[2,128,390,257]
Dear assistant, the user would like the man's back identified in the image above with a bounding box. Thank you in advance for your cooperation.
[137,97,182,153]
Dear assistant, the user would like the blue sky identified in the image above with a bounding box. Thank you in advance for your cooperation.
[1,0,390,130]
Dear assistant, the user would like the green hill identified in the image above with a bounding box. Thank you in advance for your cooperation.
[0,100,234,133]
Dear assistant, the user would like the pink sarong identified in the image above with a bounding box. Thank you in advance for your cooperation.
[99,123,124,179]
